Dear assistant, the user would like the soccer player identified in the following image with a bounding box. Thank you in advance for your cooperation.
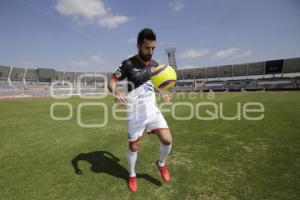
[108,28,173,192]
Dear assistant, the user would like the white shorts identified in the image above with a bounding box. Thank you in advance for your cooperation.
[127,106,169,142]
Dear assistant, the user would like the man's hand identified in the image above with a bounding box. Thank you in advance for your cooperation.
[160,91,172,102]
[108,77,127,104]
[114,90,127,104]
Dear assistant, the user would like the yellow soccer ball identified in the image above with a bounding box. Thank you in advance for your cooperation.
[151,64,177,90]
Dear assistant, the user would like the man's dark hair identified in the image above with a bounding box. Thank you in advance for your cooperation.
[137,28,156,45]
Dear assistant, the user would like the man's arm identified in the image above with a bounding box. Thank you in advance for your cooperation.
[155,87,172,102]
[108,78,127,103]
[108,61,129,103]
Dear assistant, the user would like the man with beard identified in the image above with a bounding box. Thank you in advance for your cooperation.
[108,28,173,192]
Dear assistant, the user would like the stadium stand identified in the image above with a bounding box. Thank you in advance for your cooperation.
[206,66,219,79]
[0,57,300,98]
[74,72,85,85]
[248,62,265,75]
[25,69,38,83]
[64,72,75,83]
[182,68,194,80]
[176,69,184,81]
[203,81,226,92]
[194,68,206,79]
[54,71,64,82]
[219,65,233,78]
[233,64,248,77]
[284,57,300,73]
[174,81,195,92]
[0,65,11,82]
[257,78,295,90]
[10,67,25,81]
[174,57,300,92]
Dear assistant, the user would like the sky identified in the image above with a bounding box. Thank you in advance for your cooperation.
[0,0,300,72]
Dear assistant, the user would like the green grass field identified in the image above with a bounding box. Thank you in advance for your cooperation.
[1,92,300,200]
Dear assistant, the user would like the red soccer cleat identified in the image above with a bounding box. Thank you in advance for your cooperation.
[128,176,137,192]
[156,160,170,182]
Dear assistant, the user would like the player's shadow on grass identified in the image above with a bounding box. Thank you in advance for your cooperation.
[71,151,162,186]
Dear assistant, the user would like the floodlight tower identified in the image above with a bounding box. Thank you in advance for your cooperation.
[165,48,177,70]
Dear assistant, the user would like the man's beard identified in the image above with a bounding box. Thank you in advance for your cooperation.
[138,50,152,61]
